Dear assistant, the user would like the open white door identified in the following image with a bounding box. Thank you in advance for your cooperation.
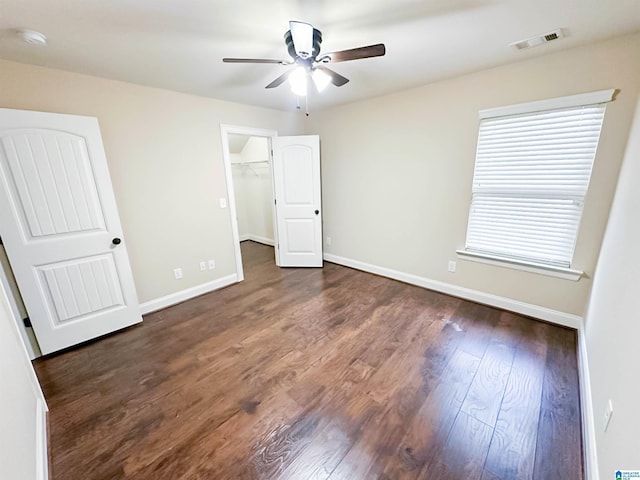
[0,109,142,355]
[272,135,322,267]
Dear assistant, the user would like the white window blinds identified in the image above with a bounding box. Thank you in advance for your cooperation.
[464,97,608,268]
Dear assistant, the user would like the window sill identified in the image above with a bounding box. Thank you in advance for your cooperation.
[455,250,584,281]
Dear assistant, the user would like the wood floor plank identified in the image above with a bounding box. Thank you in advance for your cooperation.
[381,348,481,479]
[460,341,515,426]
[483,332,548,479]
[32,241,583,480]
[533,329,583,480]
[326,304,457,479]
[425,411,494,479]
[453,302,501,359]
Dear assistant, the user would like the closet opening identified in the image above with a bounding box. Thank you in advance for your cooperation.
[220,125,278,282]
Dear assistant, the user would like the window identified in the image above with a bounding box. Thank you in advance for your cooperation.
[460,89,614,276]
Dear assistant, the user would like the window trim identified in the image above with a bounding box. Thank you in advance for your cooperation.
[462,88,616,279]
[479,89,615,119]
[456,249,583,281]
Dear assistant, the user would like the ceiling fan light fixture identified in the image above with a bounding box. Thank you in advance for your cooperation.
[222,20,385,103]
[289,67,308,96]
[312,68,331,92]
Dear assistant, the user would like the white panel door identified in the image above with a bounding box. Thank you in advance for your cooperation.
[0,108,142,354]
[272,135,322,267]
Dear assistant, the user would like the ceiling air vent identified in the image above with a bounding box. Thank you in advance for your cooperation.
[510,29,564,50]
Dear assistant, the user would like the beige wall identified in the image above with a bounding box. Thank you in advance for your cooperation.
[0,59,301,303]
[306,33,640,316]
[584,96,640,478]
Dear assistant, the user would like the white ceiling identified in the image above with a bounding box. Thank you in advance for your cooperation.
[1,0,639,112]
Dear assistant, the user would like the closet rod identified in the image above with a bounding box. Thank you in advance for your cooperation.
[231,160,270,165]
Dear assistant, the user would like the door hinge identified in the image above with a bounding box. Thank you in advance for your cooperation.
[0,236,3,245]
[274,199,277,205]
[23,317,32,328]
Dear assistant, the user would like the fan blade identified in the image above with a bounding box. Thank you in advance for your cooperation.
[265,70,292,89]
[289,21,314,59]
[223,58,288,64]
[326,44,386,63]
[316,66,349,87]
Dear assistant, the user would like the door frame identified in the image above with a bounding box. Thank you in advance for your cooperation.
[0,252,40,358]
[219,124,279,281]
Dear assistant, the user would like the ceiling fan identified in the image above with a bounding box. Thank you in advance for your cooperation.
[222,21,386,97]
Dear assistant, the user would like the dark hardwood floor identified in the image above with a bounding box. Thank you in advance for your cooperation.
[34,241,583,479]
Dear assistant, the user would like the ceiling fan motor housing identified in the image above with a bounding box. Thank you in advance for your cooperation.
[285,28,322,62]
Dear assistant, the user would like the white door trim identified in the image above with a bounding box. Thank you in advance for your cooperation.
[219,124,278,280]
[0,255,40,358]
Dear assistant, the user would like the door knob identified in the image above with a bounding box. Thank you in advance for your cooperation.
[314,210,319,215]
[112,237,122,245]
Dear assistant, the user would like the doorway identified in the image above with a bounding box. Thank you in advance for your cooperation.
[220,125,278,281]
[229,135,275,247]
[221,126,324,279]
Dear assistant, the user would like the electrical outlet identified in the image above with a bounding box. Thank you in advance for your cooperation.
[173,268,183,280]
[219,198,227,209]
[603,399,614,432]
[448,260,457,273]
[208,259,215,270]
[199,261,206,272]
[326,236,332,246]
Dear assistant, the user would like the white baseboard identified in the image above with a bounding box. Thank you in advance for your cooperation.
[139,274,238,315]
[240,235,275,246]
[36,398,48,480]
[578,327,599,480]
[323,253,582,329]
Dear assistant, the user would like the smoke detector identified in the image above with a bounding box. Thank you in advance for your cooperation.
[18,30,47,46]
[510,29,564,50]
